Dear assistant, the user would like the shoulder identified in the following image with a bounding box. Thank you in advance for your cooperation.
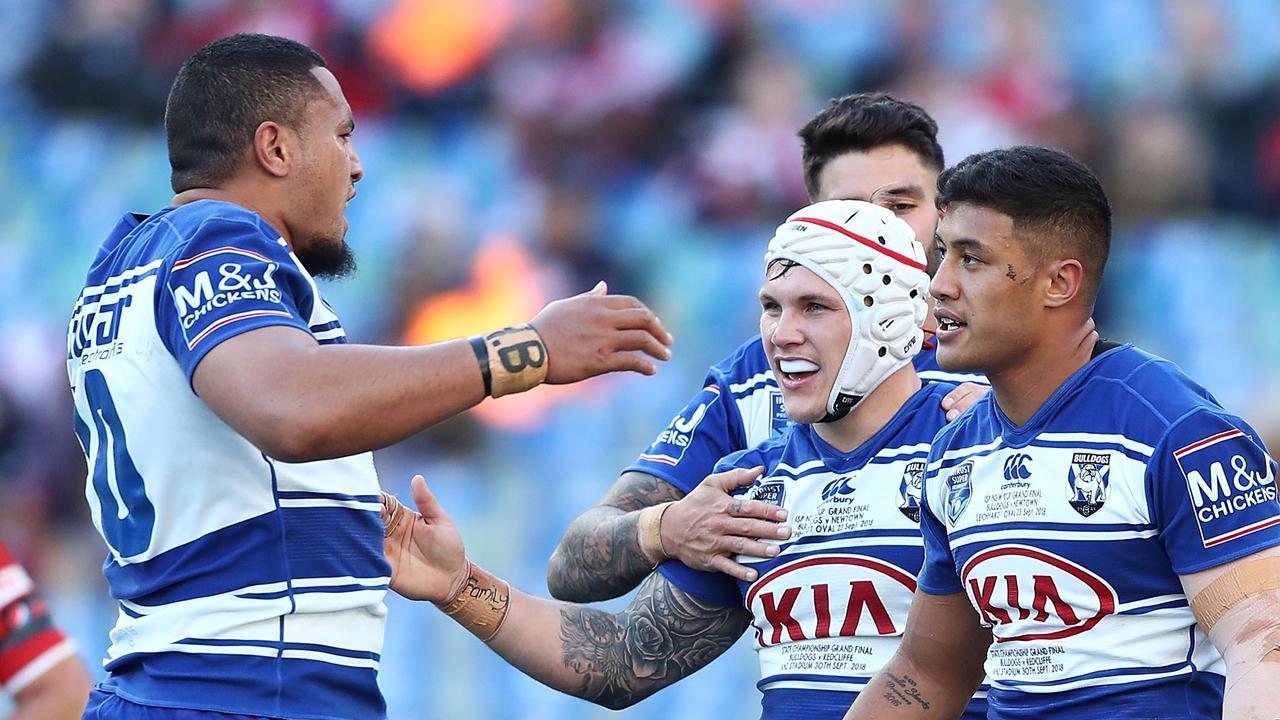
[1083,345,1224,436]
[706,335,772,388]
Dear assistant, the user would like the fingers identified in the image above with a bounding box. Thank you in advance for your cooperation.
[941,381,989,421]
[730,518,791,542]
[410,474,451,525]
[609,329,673,361]
[604,352,659,376]
[709,555,763,583]
[585,280,607,295]
[610,308,675,347]
[707,466,765,491]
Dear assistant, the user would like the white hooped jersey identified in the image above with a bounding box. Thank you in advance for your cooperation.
[919,343,1280,720]
[66,200,388,720]
[660,383,987,720]
[627,334,984,495]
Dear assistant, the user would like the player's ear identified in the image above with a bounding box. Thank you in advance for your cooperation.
[1043,258,1084,310]
[252,121,293,178]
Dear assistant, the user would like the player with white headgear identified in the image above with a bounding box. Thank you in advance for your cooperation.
[378,199,987,720]
[765,198,931,422]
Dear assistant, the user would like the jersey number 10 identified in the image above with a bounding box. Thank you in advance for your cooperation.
[72,369,156,558]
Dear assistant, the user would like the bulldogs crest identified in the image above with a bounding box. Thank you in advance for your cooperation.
[1067,452,1110,517]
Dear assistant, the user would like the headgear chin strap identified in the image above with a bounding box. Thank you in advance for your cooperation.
[765,199,931,422]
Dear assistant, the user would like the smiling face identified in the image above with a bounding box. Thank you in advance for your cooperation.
[929,203,1046,375]
[814,144,941,275]
[760,262,852,424]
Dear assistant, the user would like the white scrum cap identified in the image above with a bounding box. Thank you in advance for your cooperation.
[764,199,930,421]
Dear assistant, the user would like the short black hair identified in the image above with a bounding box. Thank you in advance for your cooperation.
[798,93,944,201]
[937,146,1112,308]
[165,33,327,193]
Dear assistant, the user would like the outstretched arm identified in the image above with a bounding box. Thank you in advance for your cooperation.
[547,468,789,602]
[845,591,990,719]
[195,283,673,462]
[385,477,750,709]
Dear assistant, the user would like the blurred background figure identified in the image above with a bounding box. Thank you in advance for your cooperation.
[1,0,1277,718]
[0,541,90,719]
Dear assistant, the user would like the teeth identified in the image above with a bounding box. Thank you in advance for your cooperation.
[779,359,820,373]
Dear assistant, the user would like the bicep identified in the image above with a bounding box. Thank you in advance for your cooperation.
[191,325,319,447]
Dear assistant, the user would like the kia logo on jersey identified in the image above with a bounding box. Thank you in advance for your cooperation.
[743,554,916,647]
[960,545,1116,643]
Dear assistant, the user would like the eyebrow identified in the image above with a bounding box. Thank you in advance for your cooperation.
[871,183,926,199]
[937,235,993,254]
[759,289,842,306]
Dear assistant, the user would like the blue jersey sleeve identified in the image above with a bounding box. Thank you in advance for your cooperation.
[656,447,769,607]
[917,459,965,595]
[1149,410,1280,574]
[155,218,315,383]
[625,371,745,494]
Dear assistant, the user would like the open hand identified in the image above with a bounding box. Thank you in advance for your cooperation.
[383,475,469,603]
[660,467,791,582]
[530,281,674,383]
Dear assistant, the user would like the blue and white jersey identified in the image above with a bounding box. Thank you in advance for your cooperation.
[627,335,984,494]
[918,343,1280,720]
[66,200,388,720]
[660,383,986,720]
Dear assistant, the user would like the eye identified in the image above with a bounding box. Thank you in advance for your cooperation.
[806,302,830,313]
[961,254,982,267]
[761,299,780,314]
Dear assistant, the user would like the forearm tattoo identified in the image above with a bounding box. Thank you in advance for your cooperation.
[558,573,749,709]
[883,672,932,710]
[547,473,684,602]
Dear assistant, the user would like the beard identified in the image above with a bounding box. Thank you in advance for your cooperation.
[296,237,357,279]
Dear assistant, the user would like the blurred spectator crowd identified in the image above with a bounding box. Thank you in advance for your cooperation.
[0,1,1278,718]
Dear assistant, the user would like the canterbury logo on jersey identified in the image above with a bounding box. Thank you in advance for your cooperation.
[744,554,916,647]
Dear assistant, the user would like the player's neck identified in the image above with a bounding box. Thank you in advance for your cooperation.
[989,318,1098,427]
[172,184,292,248]
[814,364,922,453]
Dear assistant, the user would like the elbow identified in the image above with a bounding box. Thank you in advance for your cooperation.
[545,550,581,603]
[245,411,336,464]
[593,692,645,711]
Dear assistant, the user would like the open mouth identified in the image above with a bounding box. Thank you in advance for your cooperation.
[778,358,820,384]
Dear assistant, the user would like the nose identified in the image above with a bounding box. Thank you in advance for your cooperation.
[349,145,364,185]
[769,307,805,349]
[929,256,957,302]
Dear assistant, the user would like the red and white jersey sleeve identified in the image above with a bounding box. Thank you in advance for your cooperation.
[0,543,76,695]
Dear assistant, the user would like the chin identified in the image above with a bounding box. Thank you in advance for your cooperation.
[935,345,978,373]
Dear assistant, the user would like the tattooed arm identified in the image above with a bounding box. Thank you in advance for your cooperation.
[383,476,749,709]
[845,591,990,719]
[547,468,789,602]
[546,471,684,602]
[494,573,750,709]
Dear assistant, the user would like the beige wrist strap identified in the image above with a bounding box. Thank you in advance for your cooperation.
[436,562,511,642]
[468,325,549,398]
[637,502,674,567]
